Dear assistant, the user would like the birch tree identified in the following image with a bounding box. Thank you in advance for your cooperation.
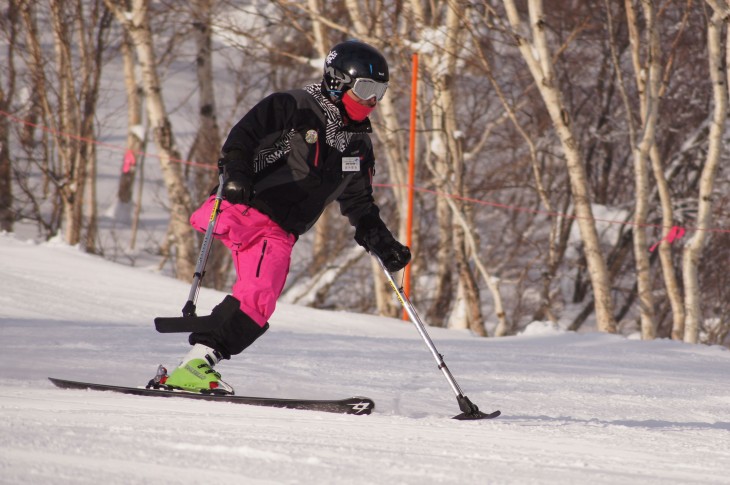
[683,1,728,343]
[104,0,198,280]
[339,0,410,317]
[113,28,144,220]
[189,0,222,200]
[650,4,691,341]
[306,0,336,277]
[461,3,569,331]
[104,0,196,279]
[0,0,19,232]
[502,0,617,333]
[415,1,494,335]
[614,0,661,339]
[188,0,231,290]
[18,0,111,251]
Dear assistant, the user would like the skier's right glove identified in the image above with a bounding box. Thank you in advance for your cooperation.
[355,214,412,272]
[221,160,254,205]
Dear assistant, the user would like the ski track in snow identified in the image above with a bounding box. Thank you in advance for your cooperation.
[1,234,730,484]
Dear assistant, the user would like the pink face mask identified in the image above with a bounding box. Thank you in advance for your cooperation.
[342,93,375,121]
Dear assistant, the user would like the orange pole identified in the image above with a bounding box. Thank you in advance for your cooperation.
[403,53,418,320]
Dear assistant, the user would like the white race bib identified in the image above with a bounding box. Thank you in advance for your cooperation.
[342,157,361,172]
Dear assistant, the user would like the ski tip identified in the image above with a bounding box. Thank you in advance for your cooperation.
[48,377,74,387]
[344,397,375,415]
[452,409,501,421]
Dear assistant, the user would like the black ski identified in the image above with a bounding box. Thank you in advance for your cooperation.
[48,377,374,415]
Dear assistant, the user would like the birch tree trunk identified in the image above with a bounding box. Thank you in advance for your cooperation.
[0,0,18,232]
[116,29,143,212]
[50,0,81,245]
[411,1,490,332]
[462,8,565,325]
[80,2,111,253]
[0,82,11,231]
[682,4,727,343]
[653,140,686,340]
[190,0,229,290]
[503,0,617,333]
[367,97,403,318]
[18,3,56,215]
[648,3,693,338]
[427,197,454,325]
[344,0,406,317]
[191,0,221,199]
[441,2,487,335]
[623,0,661,339]
[28,0,109,250]
[648,10,686,339]
[105,0,197,280]
[307,0,335,278]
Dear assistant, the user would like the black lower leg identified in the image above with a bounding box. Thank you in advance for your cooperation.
[188,296,269,359]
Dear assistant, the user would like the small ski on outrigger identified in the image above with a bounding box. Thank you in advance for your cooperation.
[48,376,374,415]
[376,257,501,421]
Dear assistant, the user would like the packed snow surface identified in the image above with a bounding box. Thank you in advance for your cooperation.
[1,233,729,484]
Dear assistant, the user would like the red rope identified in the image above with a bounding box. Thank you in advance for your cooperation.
[2,108,727,246]
[374,182,730,243]
[0,109,213,168]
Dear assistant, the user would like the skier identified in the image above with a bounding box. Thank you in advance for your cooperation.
[162,40,411,394]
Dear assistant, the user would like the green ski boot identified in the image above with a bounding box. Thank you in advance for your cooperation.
[164,358,234,395]
[158,344,233,395]
[160,344,234,394]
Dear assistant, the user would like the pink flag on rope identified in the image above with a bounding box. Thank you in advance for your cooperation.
[122,149,136,174]
[649,226,686,252]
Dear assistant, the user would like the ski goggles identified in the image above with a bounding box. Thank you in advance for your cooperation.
[350,78,389,101]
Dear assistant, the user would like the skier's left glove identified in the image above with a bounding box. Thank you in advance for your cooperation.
[355,214,411,272]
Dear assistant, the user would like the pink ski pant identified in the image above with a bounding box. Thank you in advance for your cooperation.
[190,196,296,327]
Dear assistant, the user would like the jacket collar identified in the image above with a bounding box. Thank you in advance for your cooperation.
[310,82,372,133]
[304,83,369,152]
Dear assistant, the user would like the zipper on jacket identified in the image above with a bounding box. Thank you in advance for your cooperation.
[256,240,268,277]
[314,138,320,168]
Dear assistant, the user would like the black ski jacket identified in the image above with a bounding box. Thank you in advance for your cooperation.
[221,83,382,237]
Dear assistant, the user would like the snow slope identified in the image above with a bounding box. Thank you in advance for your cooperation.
[1,232,729,484]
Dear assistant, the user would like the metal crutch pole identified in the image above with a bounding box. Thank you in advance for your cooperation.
[375,256,500,420]
[181,161,225,317]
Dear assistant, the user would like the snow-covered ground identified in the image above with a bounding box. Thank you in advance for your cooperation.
[1,232,729,484]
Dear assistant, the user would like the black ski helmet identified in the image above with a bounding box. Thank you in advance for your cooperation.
[323,40,389,99]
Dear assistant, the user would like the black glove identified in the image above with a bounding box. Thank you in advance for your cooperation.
[355,214,412,272]
[222,168,253,205]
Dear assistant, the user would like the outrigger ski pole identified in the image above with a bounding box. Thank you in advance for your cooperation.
[376,256,501,420]
[181,163,226,318]
[154,160,237,334]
